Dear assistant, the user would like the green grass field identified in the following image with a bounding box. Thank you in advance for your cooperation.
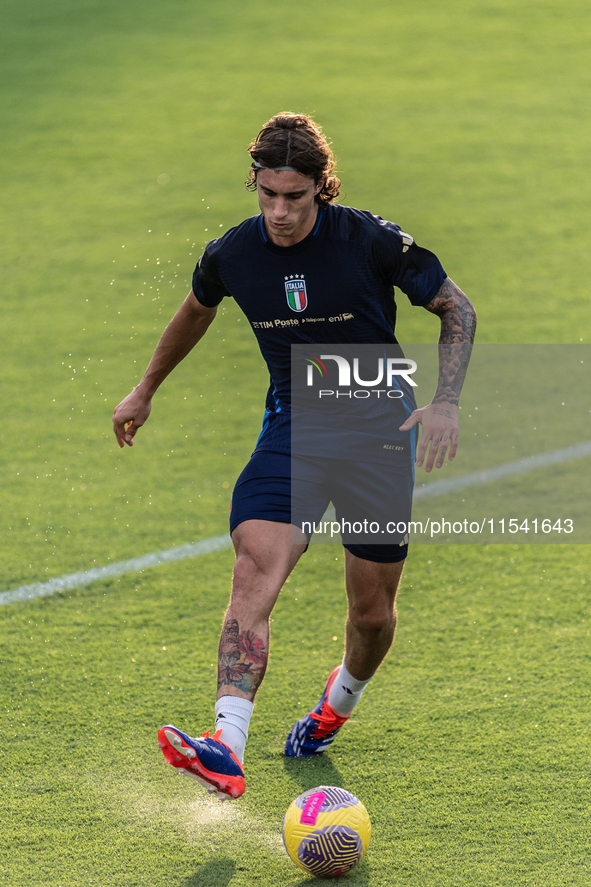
[1,0,591,884]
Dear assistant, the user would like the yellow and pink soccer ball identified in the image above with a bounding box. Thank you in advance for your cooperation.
[282,786,371,878]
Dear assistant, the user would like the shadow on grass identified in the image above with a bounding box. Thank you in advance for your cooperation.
[282,753,344,793]
[180,856,235,887]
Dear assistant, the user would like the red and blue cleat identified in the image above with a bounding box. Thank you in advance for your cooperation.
[158,725,245,801]
[284,666,350,757]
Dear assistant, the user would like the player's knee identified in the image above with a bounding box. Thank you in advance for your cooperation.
[232,552,266,593]
[233,549,259,578]
[230,552,281,615]
[232,547,282,583]
[348,603,397,635]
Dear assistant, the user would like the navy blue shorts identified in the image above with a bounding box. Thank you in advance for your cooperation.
[229,451,411,564]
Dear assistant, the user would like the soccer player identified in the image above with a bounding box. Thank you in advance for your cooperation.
[112,113,476,801]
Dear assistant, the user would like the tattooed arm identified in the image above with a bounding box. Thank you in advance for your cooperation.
[425,277,477,403]
[400,277,477,472]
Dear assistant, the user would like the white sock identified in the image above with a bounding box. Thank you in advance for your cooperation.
[215,696,253,764]
[327,661,372,717]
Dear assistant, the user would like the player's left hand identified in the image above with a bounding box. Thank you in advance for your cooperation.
[399,402,459,472]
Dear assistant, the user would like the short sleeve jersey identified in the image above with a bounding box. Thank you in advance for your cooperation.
[192,203,446,456]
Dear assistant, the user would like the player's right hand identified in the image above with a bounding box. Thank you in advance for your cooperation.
[112,389,152,448]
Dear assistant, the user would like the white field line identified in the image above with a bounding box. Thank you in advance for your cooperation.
[414,439,591,499]
[0,534,232,606]
[2,440,590,607]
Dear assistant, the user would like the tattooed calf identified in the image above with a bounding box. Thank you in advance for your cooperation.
[217,619,268,697]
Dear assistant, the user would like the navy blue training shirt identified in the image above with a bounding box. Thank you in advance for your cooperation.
[192,203,446,458]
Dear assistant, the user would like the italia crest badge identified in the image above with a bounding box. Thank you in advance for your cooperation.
[285,276,307,312]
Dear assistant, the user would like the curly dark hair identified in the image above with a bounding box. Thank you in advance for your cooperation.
[245,112,340,205]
